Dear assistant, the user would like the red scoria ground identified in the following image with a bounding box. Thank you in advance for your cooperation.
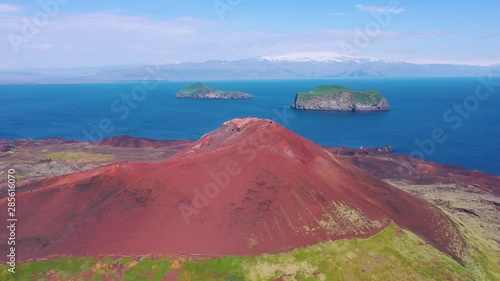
[0,118,467,263]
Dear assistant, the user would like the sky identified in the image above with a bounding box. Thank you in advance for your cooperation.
[0,0,499,69]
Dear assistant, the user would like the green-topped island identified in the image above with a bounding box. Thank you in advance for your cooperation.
[176,82,254,99]
[291,85,390,112]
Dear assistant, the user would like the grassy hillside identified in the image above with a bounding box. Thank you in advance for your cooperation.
[296,85,384,105]
[176,82,229,97]
[3,222,498,281]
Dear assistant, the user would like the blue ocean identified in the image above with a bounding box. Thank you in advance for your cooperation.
[1,78,499,175]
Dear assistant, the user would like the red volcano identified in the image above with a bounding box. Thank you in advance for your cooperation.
[1,118,466,262]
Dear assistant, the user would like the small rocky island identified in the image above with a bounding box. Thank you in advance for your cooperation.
[176,82,254,99]
[291,85,390,112]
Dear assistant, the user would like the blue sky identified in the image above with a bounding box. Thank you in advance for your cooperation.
[0,0,499,68]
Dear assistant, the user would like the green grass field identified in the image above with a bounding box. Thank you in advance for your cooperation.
[42,152,115,163]
[177,82,233,96]
[296,85,383,105]
[2,222,498,280]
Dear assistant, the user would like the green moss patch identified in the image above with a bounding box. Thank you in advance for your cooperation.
[3,223,498,280]
[42,152,115,163]
[297,85,383,105]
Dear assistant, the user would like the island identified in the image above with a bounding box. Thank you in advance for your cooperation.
[290,85,390,112]
[176,82,254,99]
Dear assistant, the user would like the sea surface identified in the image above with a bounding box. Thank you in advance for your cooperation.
[0,78,499,175]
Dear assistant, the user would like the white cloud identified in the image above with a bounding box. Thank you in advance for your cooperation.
[0,13,249,67]
[0,10,491,68]
[0,4,22,14]
[262,52,356,62]
[45,13,197,35]
[376,30,446,39]
[25,43,54,51]
[356,4,405,14]
[0,15,449,68]
[322,29,445,40]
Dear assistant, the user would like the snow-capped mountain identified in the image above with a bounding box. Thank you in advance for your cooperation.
[1,54,499,83]
[260,52,381,64]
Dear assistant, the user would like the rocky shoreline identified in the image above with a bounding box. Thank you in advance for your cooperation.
[291,85,391,112]
[176,82,254,99]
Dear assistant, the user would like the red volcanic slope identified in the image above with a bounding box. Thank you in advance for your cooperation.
[0,118,466,262]
[96,135,193,148]
[325,147,500,197]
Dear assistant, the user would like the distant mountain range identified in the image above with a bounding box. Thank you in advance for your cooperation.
[1,55,499,83]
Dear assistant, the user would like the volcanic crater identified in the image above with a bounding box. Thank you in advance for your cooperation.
[0,118,467,262]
